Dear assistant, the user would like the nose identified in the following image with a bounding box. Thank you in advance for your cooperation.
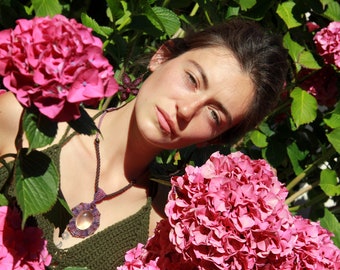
[176,98,203,123]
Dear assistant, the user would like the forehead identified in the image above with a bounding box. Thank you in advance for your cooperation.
[182,47,244,82]
[182,47,255,126]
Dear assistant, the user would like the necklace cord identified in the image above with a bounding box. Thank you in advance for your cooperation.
[93,109,134,202]
[67,103,135,238]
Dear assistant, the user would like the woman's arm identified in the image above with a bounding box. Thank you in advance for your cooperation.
[0,92,23,155]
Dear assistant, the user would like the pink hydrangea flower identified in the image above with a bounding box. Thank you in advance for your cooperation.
[116,243,160,270]
[306,21,320,32]
[313,21,340,69]
[298,65,338,107]
[0,15,118,122]
[288,216,340,269]
[117,220,196,270]
[118,152,340,269]
[0,206,51,269]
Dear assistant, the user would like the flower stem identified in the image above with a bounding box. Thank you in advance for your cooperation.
[285,181,318,205]
[150,177,172,187]
[286,147,336,191]
[15,109,25,152]
[190,3,200,17]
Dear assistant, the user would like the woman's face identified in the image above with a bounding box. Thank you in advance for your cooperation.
[134,46,254,149]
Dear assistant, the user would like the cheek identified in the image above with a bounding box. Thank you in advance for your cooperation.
[139,72,175,99]
[185,116,217,141]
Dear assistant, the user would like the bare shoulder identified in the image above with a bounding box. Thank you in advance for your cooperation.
[0,92,24,154]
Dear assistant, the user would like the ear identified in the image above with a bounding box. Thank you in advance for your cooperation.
[149,40,174,71]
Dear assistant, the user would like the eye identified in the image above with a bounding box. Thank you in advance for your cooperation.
[185,72,198,89]
[210,109,220,126]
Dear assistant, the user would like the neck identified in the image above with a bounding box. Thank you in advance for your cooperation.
[98,100,162,185]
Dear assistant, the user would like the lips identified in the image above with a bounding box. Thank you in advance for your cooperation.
[156,107,175,135]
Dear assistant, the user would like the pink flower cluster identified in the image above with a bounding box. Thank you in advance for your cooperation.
[298,65,338,107]
[314,21,340,69]
[0,206,51,269]
[118,152,340,270]
[118,220,194,270]
[0,15,118,122]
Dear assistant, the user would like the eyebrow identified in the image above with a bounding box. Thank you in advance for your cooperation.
[189,60,209,89]
[189,59,233,127]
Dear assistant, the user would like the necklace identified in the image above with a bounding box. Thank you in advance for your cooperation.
[67,108,134,238]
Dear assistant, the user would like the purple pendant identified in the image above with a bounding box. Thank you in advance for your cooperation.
[67,188,107,238]
[67,202,101,238]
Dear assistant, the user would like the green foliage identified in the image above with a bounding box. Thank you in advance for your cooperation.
[320,169,340,196]
[23,109,57,151]
[68,107,100,136]
[277,2,302,29]
[320,209,340,247]
[321,0,340,21]
[31,0,62,16]
[290,87,318,127]
[327,128,340,154]
[324,102,340,128]
[0,194,8,206]
[250,130,268,148]
[15,149,59,227]
[0,0,339,249]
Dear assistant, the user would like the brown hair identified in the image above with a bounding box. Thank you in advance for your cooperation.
[163,18,288,144]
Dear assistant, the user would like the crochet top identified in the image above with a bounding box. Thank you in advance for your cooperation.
[0,141,152,270]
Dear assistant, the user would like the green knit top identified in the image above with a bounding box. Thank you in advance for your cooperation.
[0,142,152,270]
[37,198,151,270]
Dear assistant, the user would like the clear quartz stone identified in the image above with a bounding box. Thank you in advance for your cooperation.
[76,210,94,230]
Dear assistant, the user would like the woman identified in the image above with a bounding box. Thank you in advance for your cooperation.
[0,18,287,269]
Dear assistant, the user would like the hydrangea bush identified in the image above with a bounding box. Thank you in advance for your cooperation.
[118,152,340,269]
[0,15,118,122]
[0,14,121,233]
[0,206,51,269]
[314,21,340,69]
[0,0,339,269]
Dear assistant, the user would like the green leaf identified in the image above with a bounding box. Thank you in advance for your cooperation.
[287,142,309,175]
[0,194,8,206]
[226,6,240,17]
[283,32,304,66]
[290,87,318,128]
[298,50,321,69]
[320,169,340,196]
[258,122,275,137]
[276,2,302,29]
[81,13,114,38]
[151,7,180,36]
[320,209,340,248]
[15,149,59,227]
[323,0,340,21]
[114,1,132,30]
[250,130,268,148]
[31,0,62,17]
[106,0,124,22]
[23,109,57,151]
[237,0,256,11]
[326,127,340,154]
[140,0,165,33]
[324,102,340,128]
[68,107,99,136]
